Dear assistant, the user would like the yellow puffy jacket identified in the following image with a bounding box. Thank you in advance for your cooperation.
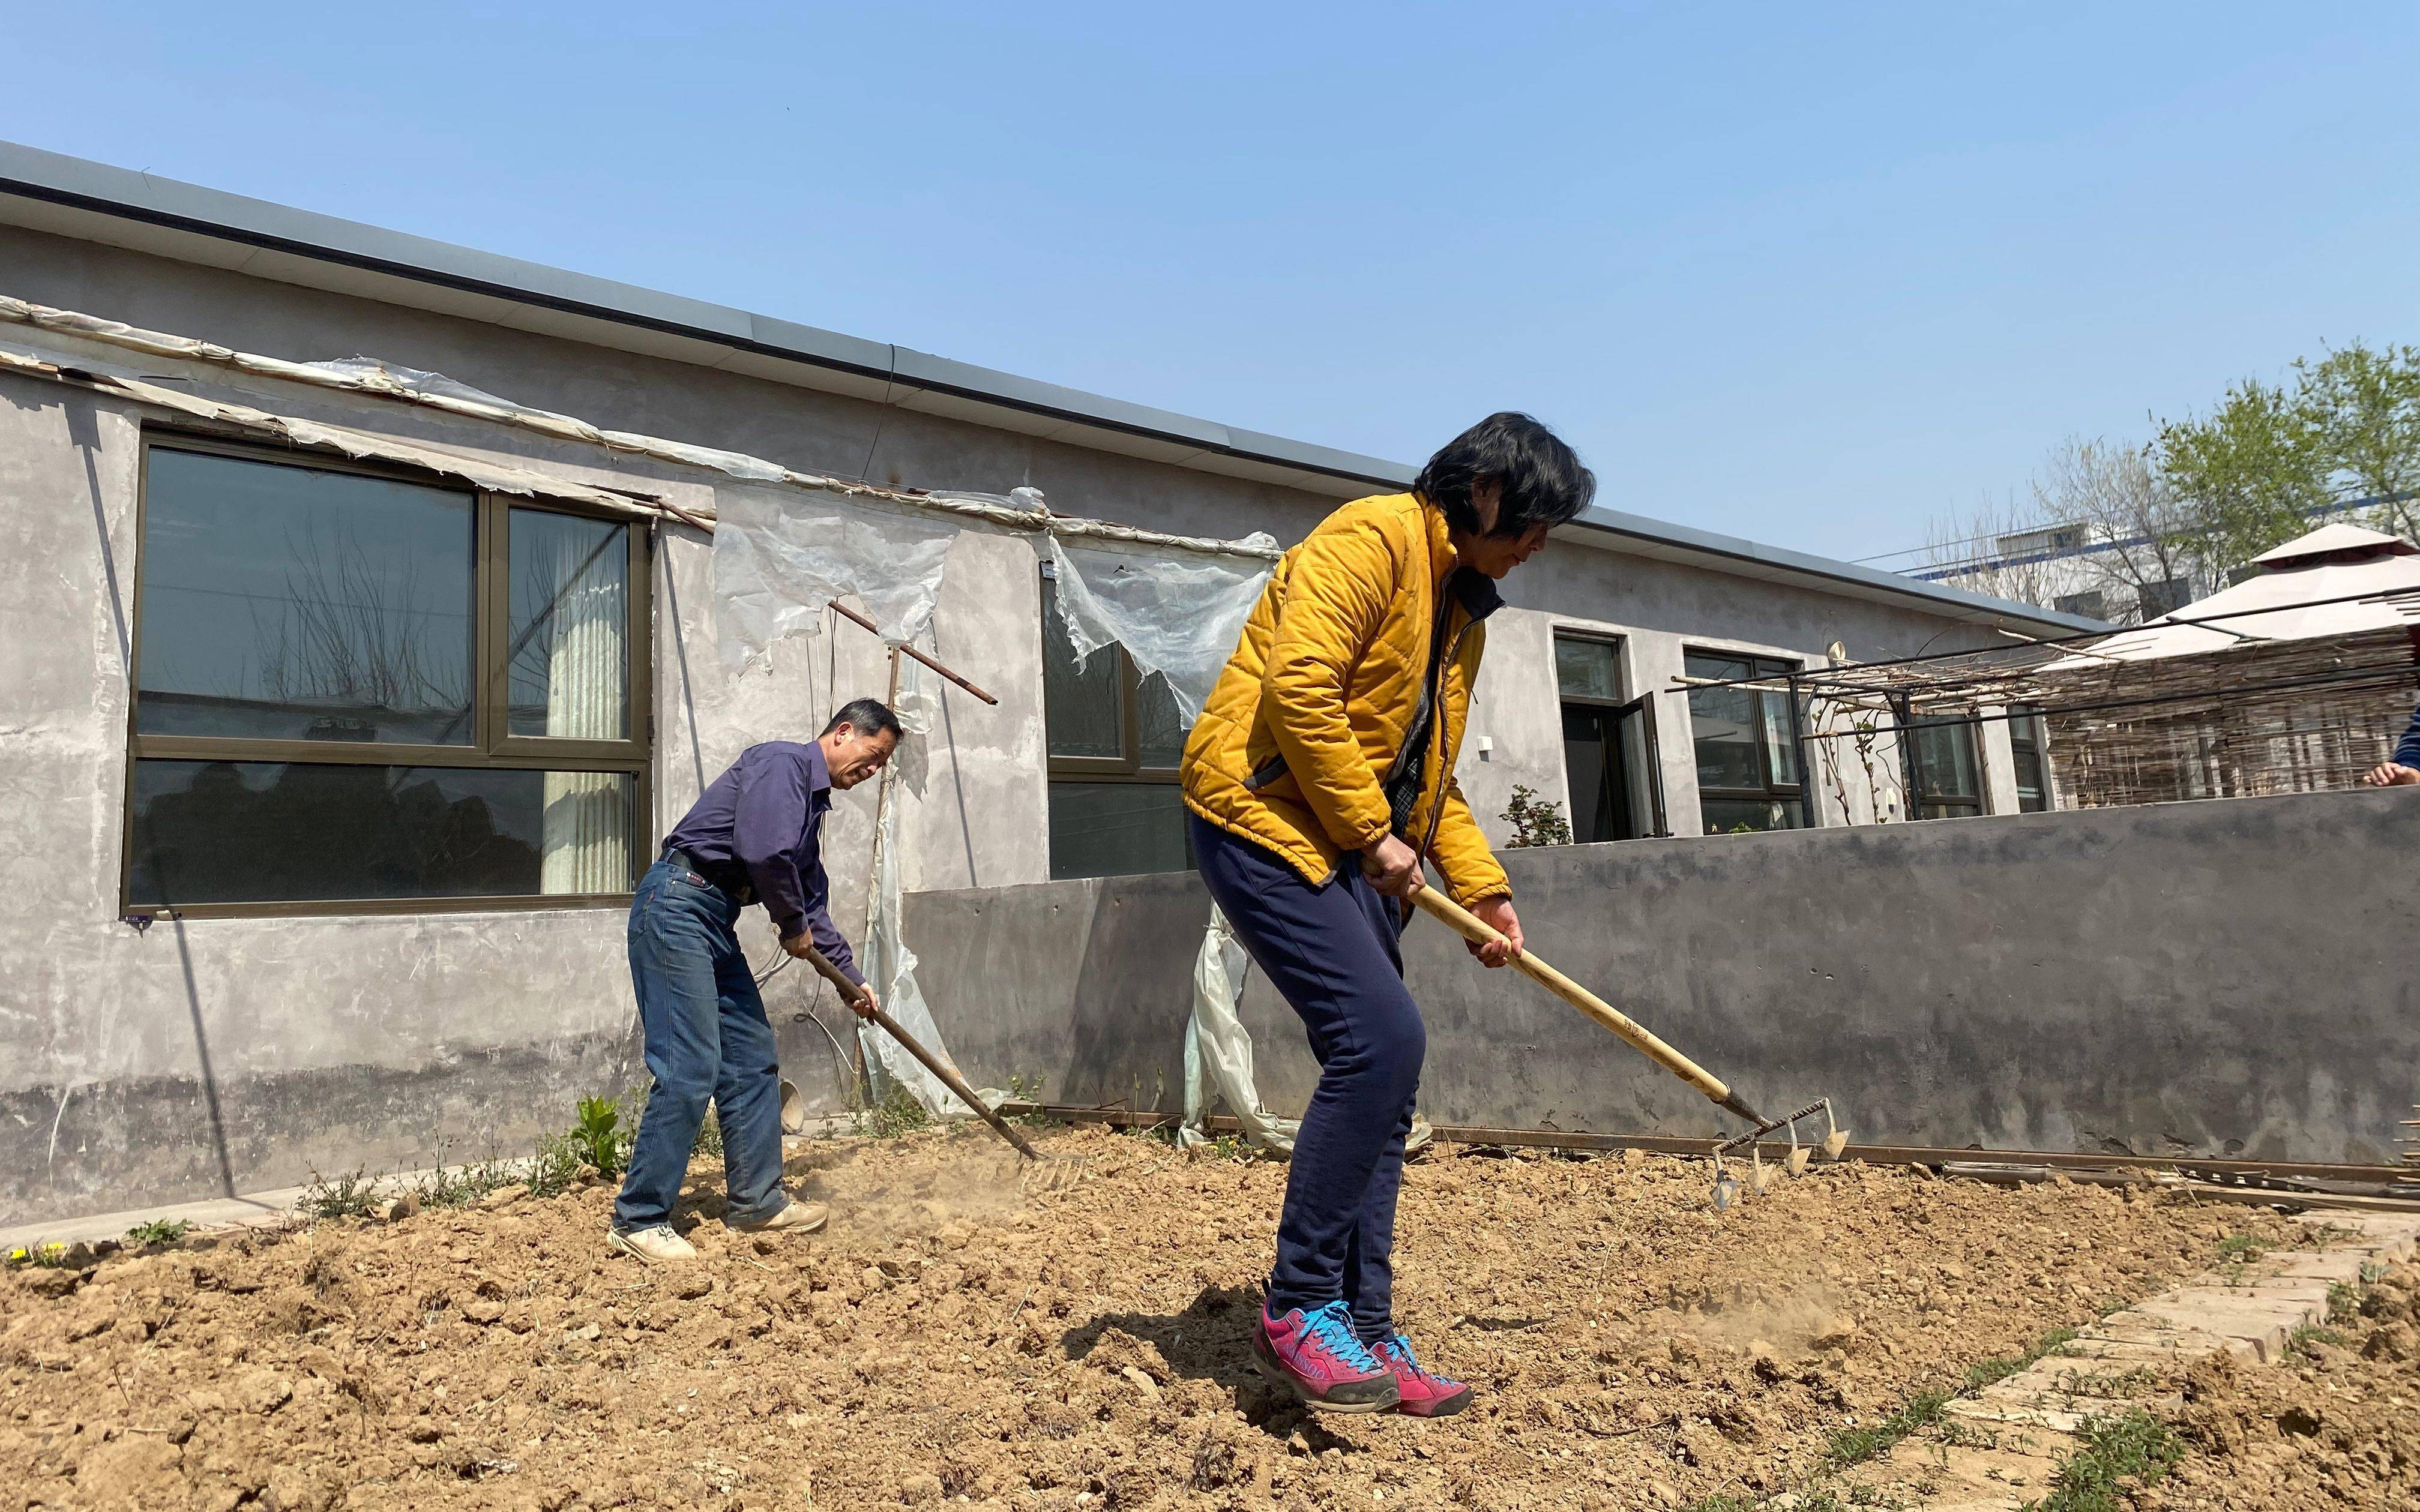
[1182,491,1512,907]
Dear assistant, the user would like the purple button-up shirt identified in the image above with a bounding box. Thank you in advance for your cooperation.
[663,741,861,985]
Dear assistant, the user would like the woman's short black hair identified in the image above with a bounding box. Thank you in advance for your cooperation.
[1412,412,1597,537]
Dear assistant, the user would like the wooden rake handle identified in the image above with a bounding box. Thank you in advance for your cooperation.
[1409,884,1738,1109]
[795,943,1043,1162]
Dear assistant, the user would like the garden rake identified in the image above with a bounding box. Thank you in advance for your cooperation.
[1410,884,1847,1210]
[795,943,1089,1194]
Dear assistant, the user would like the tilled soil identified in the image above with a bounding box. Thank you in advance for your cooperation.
[1,1126,2299,1512]
[2158,1259,2420,1510]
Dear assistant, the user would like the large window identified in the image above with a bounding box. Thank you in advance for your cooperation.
[1555,634,1662,841]
[1040,564,1190,879]
[1685,650,1802,834]
[2008,704,2051,813]
[1910,713,1987,820]
[124,438,650,914]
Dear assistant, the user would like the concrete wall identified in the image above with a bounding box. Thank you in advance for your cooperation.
[903,788,2420,1166]
[1,226,2026,1222]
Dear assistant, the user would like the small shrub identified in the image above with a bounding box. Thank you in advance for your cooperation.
[1500,784,1573,848]
[5,1242,74,1269]
[125,1218,191,1246]
[693,1107,724,1159]
[2215,1233,2263,1261]
[868,1081,932,1139]
[2287,1324,2346,1357]
[2328,1280,2359,1322]
[573,1094,627,1176]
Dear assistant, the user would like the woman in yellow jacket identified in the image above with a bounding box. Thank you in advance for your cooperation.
[1182,413,1595,1415]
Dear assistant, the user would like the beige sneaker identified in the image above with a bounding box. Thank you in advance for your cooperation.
[607,1225,699,1264]
[727,1198,828,1235]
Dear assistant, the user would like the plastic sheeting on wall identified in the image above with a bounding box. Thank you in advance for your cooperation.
[856,657,969,1115]
[1179,906,1300,1154]
[713,484,960,670]
[1043,530,1280,723]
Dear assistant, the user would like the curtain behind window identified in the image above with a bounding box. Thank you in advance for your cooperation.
[514,512,632,893]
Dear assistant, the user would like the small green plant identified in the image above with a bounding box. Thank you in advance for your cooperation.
[2328,1280,2359,1322]
[125,1218,191,1246]
[412,1152,516,1209]
[5,1241,74,1269]
[1500,784,1573,848]
[1003,1073,1053,1124]
[573,1094,627,1176]
[2214,1233,2263,1261]
[867,1081,932,1139]
[298,1166,382,1220]
[2286,1324,2346,1357]
[528,1131,586,1199]
[2030,1409,2181,1511]
[1829,1387,1951,1468]
[693,1107,725,1159]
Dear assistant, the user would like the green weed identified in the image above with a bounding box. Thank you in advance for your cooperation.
[411,1151,516,1209]
[2328,1280,2359,1322]
[1829,1388,1951,1468]
[693,1107,724,1159]
[4,1242,74,1269]
[527,1131,586,1199]
[298,1166,382,1220]
[2026,1410,2181,1512]
[2286,1324,2346,1357]
[124,1218,191,1246]
[2214,1234,2263,1261]
[867,1081,932,1139]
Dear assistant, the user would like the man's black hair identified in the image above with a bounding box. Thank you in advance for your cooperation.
[1412,412,1597,538]
[820,697,903,740]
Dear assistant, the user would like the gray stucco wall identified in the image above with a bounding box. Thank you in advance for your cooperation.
[902,789,2420,1166]
[2,228,2038,1223]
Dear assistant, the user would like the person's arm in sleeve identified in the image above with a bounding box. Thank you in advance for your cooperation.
[1260,514,1398,853]
[1427,776,1512,908]
[2364,698,2420,785]
[796,848,865,987]
[733,754,812,941]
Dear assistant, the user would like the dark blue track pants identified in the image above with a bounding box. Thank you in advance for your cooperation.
[1191,812,1423,1344]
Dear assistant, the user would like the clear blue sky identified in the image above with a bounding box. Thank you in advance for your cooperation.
[11,4,2416,562]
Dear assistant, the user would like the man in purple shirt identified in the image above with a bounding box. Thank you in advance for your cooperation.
[610,698,901,1264]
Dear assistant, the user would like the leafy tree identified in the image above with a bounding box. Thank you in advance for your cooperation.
[2157,340,2420,563]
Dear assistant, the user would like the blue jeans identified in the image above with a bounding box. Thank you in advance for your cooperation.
[612,857,787,1232]
[1191,813,1422,1344]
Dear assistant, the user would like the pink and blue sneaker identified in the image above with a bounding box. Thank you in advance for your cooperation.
[1252,1300,1401,1412]
[1370,1333,1473,1417]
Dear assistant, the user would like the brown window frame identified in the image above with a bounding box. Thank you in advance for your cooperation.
[120,430,654,919]
[1038,562,1193,880]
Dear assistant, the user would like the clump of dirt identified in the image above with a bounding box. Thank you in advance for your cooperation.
[0,1129,2298,1511]
[2157,1259,2420,1510]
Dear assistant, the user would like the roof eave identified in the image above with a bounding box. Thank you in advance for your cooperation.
[0,137,2090,632]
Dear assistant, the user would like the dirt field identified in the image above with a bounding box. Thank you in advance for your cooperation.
[2158,1259,2420,1510]
[1,1123,2310,1512]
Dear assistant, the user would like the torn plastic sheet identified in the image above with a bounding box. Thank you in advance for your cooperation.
[1179,905,1299,1154]
[856,657,971,1115]
[714,482,957,669]
[1180,901,1433,1160]
[1044,530,1278,723]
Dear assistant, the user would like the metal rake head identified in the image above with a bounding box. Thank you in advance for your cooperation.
[1708,1098,1850,1208]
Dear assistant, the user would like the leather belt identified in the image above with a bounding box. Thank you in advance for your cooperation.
[663,847,754,905]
